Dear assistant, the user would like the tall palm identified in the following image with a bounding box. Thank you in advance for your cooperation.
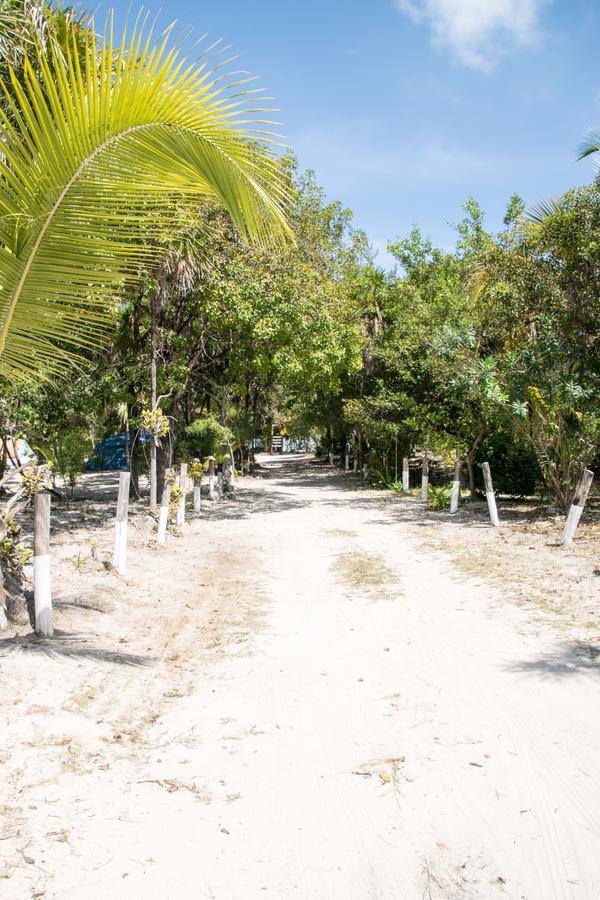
[0,12,292,383]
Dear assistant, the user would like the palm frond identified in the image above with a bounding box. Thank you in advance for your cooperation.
[527,198,563,225]
[577,128,600,160]
[0,12,292,381]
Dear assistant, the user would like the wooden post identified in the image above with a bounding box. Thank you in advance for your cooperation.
[217,470,223,497]
[329,450,334,467]
[112,471,130,575]
[562,468,594,546]
[450,458,462,514]
[421,455,429,500]
[482,462,500,526]
[208,456,216,500]
[402,457,409,492]
[156,477,172,544]
[344,448,349,473]
[223,453,234,494]
[33,491,53,637]
[193,479,202,513]
[176,463,187,527]
[353,457,358,474]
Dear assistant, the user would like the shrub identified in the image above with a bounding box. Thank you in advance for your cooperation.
[474,428,541,497]
[185,417,234,461]
[427,484,452,510]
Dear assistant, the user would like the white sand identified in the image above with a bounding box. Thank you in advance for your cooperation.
[2,454,600,899]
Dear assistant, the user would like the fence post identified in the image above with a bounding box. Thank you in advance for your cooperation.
[450,458,462,514]
[329,450,334,467]
[402,457,409,492]
[362,464,368,484]
[562,468,594,546]
[33,491,53,637]
[353,457,358,474]
[223,453,234,494]
[421,455,429,500]
[208,456,216,500]
[344,447,349,473]
[112,471,130,575]
[157,475,172,544]
[482,462,500,526]
[193,478,202,513]
[176,463,187,527]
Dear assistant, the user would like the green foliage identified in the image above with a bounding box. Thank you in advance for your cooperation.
[427,484,452,510]
[0,11,291,382]
[185,418,234,461]
[40,427,90,492]
[0,515,31,577]
[474,430,540,497]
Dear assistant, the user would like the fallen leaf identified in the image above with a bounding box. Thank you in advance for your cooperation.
[379,771,391,784]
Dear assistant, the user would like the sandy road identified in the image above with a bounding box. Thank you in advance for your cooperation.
[9,454,600,899]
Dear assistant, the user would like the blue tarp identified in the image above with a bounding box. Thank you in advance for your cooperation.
[85,431,151,471]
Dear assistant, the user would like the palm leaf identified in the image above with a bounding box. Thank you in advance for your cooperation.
[577,128,600,160]
[0,13,292,381]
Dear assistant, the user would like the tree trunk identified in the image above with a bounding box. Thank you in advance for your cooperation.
[466,423,486,501]
[149,290,158,509]
[130,439,142,499]
[157,442,172,502]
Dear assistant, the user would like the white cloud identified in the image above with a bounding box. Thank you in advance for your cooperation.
[395,0,547,71]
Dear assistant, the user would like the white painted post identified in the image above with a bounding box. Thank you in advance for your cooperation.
[112,471,130,575]
[394,436,398,482]
[193,480,202,513]
[345,450,349,473]
[353,457,358,474]
[208,457,216,501]
[482,462,500,527]
[562,468,594,546]
[402,457,410,492]
[362,464,368,483]
[33,491,53,637]
[421,455,429,500]
[223,453,234,494]
[176,463,187,527]
[217,470,223,498]
[157,477,172,544]
[329,450,334,467]
[450,458,462,514]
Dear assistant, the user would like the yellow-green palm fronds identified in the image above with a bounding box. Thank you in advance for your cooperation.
[0,12,293,381]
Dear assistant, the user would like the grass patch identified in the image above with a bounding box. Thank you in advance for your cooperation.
[333,550,400,600]
[321,527,358,538]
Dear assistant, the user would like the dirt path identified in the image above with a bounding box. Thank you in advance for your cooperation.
[2,455,600,899]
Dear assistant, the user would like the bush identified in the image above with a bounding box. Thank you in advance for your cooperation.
[185,417,234,461]
[475,428,540,497]
[427,484,452,510]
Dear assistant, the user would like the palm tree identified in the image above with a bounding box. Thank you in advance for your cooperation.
[0,10,291,625]
[0,12,291,383]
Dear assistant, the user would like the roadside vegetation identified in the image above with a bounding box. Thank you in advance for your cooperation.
[0,1,599,628]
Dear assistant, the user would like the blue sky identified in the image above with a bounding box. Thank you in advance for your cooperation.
[106,0,599,267]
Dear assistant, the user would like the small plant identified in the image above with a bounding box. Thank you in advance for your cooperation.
[0,517,32,578]
[141,407,170,439]
[370,468,392,489]
[21,463,53,496]
[168,482,188,523]
[388,479,405,495]
[188,458,207,483]
[427,484,452,510]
